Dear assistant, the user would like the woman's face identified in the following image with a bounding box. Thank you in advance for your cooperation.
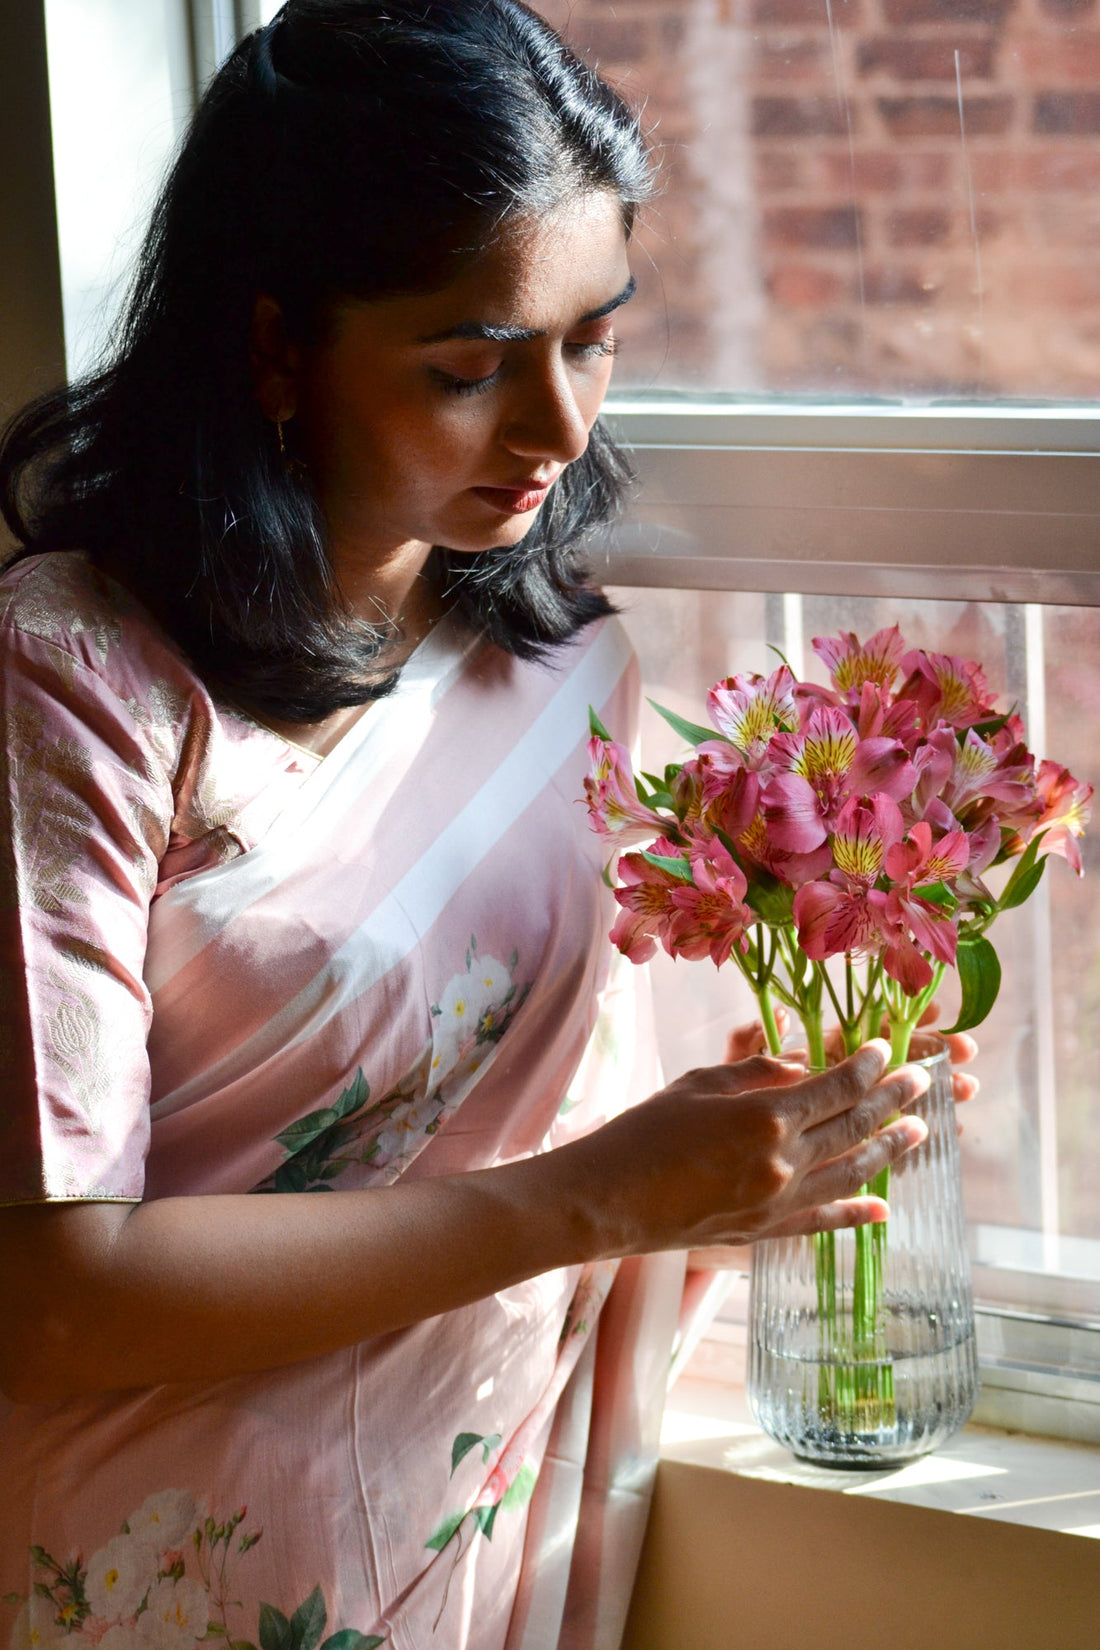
[264,190,634,575]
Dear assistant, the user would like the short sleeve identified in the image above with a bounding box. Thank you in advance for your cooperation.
[0,613,172,1205]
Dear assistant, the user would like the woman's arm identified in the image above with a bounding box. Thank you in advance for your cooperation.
[0,1043,927,1402]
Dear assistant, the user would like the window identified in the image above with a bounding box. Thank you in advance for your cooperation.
[532,0,1100,1436]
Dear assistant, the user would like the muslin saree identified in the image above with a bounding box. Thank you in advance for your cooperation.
[0,553,683,1650]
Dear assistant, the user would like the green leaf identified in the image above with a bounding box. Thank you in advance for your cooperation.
[290,1586,327,1650]
[744,876,794,926]
[273,1109,341,1152]
[258,1605,292,1650]
[450,1432,485,1475]
[588,706,611,740]
[997,832,1048,912]
[2,1595,23,1607]
[425,1510,467,1552]
[998,859,1047,912]
[970,705,1017,741]
[640,851,694,883]
[320,1635,385,1650]
[500,1462,538,1512]
[944,934,1002,1033]
[914,880,956,909]
[647,699,719,750]
[478,1503,500,1542]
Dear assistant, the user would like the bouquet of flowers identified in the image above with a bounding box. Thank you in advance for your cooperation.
[586,625,1090,1068]
[585,626,1091,1431]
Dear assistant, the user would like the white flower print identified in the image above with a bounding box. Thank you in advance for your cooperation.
[97,1627,143,1650]
[124,1491,196,1558]
[372,1090,447,1167]
[8,1598,68,1650]
[134,1579,208,1650]
[84,1536,149,1624]
[429,943,528,1097]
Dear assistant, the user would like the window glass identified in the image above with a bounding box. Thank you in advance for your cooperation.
[538,0,1100,402]
[607,586,1100,1293]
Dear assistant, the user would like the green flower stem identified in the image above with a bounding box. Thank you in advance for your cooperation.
[759,986,783,1057]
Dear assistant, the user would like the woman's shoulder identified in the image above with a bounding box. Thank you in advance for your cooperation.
[0,551,176,676]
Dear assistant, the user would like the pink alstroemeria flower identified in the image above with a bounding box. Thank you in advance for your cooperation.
[763,706,915,853]
[792,795,904,961]
[584,736,667,848]
[1012,760,1094,876]
[883,821,967,972]
[609,838,686,962]
[896,649,998,731]
[667,844,754,966]
[813,625,907,701]
[737,809,834,890]
[706,667,798,770]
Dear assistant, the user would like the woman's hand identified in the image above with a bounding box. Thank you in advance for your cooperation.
[573,1040,930,1260]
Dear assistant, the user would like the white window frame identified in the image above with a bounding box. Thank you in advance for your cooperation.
[600,398,1100,1441]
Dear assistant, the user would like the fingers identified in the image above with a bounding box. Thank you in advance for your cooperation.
[785,1039,891,1126]
[764,1194,890,1239]
[803,1061,931,1162]
[796,1114,929,1211]
[952,1072,980,1104]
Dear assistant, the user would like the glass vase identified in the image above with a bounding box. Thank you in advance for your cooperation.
[747,1042,979,1467]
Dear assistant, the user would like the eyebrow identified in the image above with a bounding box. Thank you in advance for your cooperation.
[416,275,637,345]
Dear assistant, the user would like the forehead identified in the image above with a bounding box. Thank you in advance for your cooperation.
[332,191,632,344]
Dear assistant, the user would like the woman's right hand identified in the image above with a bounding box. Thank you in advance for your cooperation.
[571,1039,929,1259]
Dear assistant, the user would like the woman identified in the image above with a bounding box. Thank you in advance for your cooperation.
[0,5,942,1647]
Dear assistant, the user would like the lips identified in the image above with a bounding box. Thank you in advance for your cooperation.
[470,475,560,515]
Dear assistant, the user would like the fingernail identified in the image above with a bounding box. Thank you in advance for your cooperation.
[864,1038,890,1064]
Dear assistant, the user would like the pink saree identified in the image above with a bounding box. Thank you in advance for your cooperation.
[0,554,683,1650]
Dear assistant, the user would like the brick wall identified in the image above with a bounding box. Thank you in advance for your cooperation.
[537,0,1100,398]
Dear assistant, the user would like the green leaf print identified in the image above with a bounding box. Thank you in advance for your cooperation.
[290,1586,327,1650]
[258,1603,292,1650]
[425,1510,468,1552]
[449,1432,502,1475]
[477,1504,499,1542]
[500,1462,537,1512]
[273,1071,370,1151]
[320,1633,386,1650]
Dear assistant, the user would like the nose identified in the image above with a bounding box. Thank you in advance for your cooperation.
[498,360,593,468]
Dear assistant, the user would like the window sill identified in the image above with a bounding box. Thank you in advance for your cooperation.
[622,1378,1100,1650]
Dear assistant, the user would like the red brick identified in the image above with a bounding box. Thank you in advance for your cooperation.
[886,207,954,245]
[755,150,805,189]
[766,264,848,306]
[754,37,830,80]
[821,149,952,190]
[883,0,1014,20]
[752,96,850,138]
[861,267,939,305]
[763,205,862,249]
[878,95,1015,137]
[751,0,864,21]
[1018,36,1100,82]
[857,38,996,81]
[1034,91,1100,134]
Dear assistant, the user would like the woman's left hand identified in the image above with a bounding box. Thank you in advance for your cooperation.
[691,1003,979,1271]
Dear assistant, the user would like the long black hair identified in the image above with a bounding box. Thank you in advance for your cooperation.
[0,0,651,721]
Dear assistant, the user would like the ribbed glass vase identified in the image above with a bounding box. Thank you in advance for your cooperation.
[748,1042,979,1467]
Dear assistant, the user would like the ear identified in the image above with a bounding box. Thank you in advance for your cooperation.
[249,294,300,423]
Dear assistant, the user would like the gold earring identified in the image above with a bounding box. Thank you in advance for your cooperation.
[277,419,287,460]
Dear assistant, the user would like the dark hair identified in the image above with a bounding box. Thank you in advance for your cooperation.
[0,0,651,721]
